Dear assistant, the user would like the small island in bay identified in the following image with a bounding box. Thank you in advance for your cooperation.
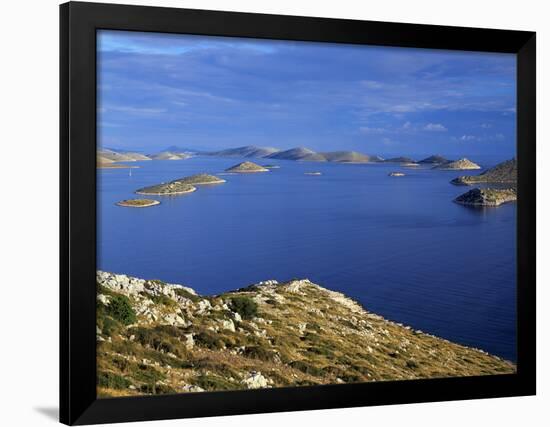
[96,271,514,397]
[451,158,517,186]
[116,199,160,208]
[454,188,517,207]
[175,173,226,185]
[136,182,197,196]
[225,161,269,173]
[388,172,405,177]
[433,158,481,170]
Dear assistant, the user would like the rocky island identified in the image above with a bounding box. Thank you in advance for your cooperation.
[454,188,517,207]
[225,161,269,173]
[116,199,160,208]
[433,158,481,170]
[96,271,514,397]
[136,182,197,196]
[451,159,517,186]
[174,174,226,185]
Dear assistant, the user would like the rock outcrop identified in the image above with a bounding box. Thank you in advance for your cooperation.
[96,271,515,398]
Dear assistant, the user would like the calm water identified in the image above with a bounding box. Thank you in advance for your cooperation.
[98,156,516,361]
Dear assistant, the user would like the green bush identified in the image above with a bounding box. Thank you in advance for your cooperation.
[195,331,225,350]
[106,295,137,325]
[229,296,258,320]
[97,371,131,389]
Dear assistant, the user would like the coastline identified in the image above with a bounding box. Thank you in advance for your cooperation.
[96,270,515,397]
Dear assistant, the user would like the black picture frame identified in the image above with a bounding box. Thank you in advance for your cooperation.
[60,1,536,425]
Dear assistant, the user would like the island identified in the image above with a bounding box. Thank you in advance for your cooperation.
[384,156,416,164]
[418,155,449,164]
[225,161,269,173]
[433,158,481,170]
[388,172,405,177]
[454,188,517,207]
[136,182,197,195]
[96,271,515,397]
[174,173,226,185]
[451,158,517,186]
[116,199,160,208]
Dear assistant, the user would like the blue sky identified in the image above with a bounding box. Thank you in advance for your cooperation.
[98,30,516,157]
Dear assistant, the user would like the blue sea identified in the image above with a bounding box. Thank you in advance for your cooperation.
[98,156,516,361]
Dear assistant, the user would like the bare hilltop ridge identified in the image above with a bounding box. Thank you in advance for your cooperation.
[96,271,514,397]
[433,158,481,170]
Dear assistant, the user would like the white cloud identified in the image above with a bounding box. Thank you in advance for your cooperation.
[423,123,447,132]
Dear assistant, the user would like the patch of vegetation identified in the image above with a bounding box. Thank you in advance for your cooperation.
[130,363,165,384]
[98,371,132,390]
[230,296,258,320]
[106,294,136,325]
[150,293,177,307]
[242,346,278,362]
[193,374,238,391]
[194,330,226,350]
[174,287,201,302]
[139,383,175,395]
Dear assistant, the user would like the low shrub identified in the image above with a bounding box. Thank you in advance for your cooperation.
[106,294,136,325]
[97,371,131,390]
[229,296,258,320]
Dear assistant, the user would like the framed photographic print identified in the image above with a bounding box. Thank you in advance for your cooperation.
[60,1,536,425]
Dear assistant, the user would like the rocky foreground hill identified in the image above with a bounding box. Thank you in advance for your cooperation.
[96,271,514,398]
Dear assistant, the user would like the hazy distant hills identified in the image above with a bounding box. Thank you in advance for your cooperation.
[267,147,327,161]
[98,149,152,162]
[97,145,487,170]
[207,145,281,158]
